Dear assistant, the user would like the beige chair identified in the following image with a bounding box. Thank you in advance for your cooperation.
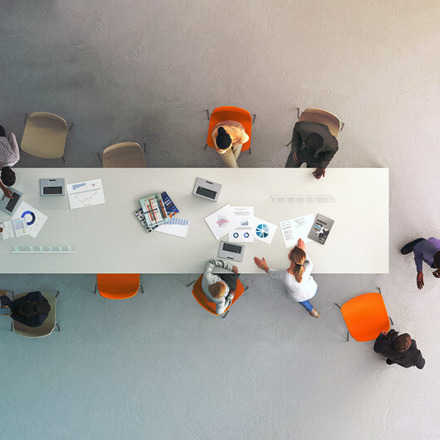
[21,112,71,161]
[11,291,60,337]
[298,108,343,139]
[99,142,147,168]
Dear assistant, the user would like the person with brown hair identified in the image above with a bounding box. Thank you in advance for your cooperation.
[254,238,320,318]
[374,329,425,369]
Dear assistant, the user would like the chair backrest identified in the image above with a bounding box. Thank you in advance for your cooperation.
[12,292,57,338]
[102,142,147,168]
[192,274,245,315]
[299,108,341,139]
[340,292,390,342]
[21,112,68,159]
[206,106,253,152]
[97,273,141,299]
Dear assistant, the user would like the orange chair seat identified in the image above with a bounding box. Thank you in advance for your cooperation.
[192,275,245,315]
[206,106,252,152]
[96,274,141,299]
[340,292,390,342]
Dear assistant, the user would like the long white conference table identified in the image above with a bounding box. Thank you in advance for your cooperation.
[0,168,388,274]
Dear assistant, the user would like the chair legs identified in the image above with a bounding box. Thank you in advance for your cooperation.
[186,279,197,288]
[139,283,144,294]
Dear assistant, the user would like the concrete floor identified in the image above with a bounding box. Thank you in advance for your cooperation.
[1,1,439,439]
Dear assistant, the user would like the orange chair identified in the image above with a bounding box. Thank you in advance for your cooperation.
[94,274,144,299]
[190,275,247,318]
[335,290,393,342]
[205,106,255,153]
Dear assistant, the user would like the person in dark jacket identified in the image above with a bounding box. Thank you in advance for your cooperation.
[0,291,50,327]
[374,330,425,369]
[285,121,339,179]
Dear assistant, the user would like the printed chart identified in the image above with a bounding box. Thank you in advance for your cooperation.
[12,202,48,238]
[67,179,105,209]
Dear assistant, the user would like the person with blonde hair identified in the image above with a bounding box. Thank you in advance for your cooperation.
[201,259,239,315]
[254,238,320,318]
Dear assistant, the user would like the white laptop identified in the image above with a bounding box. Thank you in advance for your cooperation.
[217,241,245,262]
[193,177,221,202]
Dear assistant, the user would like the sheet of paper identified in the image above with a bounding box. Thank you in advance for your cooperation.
[67,178,105,209]
[228,206,255,242]
[204,204,242,240]
[155,217,190,238]
[250,216,278,245]
[12,202,47,238]
[231,206,254,226]
[228,227,254,243]
[280,214,315,248]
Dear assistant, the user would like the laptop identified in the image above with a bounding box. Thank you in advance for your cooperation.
[217,241,245,262]
[0,188,23,215]
[193,177,221,202]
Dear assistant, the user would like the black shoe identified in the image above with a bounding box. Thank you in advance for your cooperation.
[401,238,425,255]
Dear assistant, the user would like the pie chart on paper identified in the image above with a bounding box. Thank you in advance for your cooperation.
[256,224,270,239]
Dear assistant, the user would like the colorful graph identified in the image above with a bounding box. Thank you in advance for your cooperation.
[21,210,36,225]
[256,224,270,238]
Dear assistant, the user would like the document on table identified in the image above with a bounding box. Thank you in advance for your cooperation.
[250,216,278,245]
[155,217,190,238]
[204,204,242,240]
[1,218,28,240]
[67,179,105,209]
[12,202,48,238]
[280,214,315,248]
[229,206,255,242]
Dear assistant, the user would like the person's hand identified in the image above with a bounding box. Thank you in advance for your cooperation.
[232,266,239,274]
[292,151,299,163]
[2,187,13,199]
[297,238,305,250]
[381,331,387,336]
[254,257,268,271]
[417,271,424,289]
[313,167,326,179]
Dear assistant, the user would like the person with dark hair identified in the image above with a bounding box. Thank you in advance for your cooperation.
[254,238,320,318]
[0,124,19,199]
[211,121,249,168]
[400,237,440,290]
[285,121,338,179]
[374,329,425,369]
[0,291,50,327]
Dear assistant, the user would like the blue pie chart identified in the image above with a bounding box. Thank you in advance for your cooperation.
[21,210,36,226]
[256,224,269,238]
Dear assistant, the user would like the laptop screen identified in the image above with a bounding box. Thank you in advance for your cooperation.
[5,193,20,212]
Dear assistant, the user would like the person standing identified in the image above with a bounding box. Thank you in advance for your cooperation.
[201,259,239,316]
[211,121,249,168]
[400,237,440,290]
[0,124,20,199]
[254,238,320,318]
[285,121,338,179]
[374,329,425,369]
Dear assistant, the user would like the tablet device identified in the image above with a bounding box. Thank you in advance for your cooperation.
[0,188,22,216]
[217,241,245,262]
[193,177,221,202]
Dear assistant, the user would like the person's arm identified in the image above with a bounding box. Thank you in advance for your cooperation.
[7,132,19,156]
[203,259,234,285]
[215,292,234,315]
[411,341,426,369]
[0,181,12,198]
[10,312,30,326]
[290,124,303,162]
[317,148,338,170]
[374,332,386,353]
[254,257,269,273]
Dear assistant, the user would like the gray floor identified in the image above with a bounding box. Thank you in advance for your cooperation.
[1,1,440,439]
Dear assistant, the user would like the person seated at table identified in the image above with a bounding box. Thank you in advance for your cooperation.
[374,329,425,369]
[0,291,50,327]
[0,124,19,199]
[285,121,338,179]
[254,238,320,318]
[202,259,239,315]
[212,121,249,168]
[400,237,440,290]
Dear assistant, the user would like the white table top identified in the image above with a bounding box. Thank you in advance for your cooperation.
[0,168,389,274]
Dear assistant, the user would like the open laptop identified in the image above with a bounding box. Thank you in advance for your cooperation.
[217,241,245,263]
[193,177,221,202]
[0,188,23,215]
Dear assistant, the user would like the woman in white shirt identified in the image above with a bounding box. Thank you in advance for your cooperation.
[254,238,320,318]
